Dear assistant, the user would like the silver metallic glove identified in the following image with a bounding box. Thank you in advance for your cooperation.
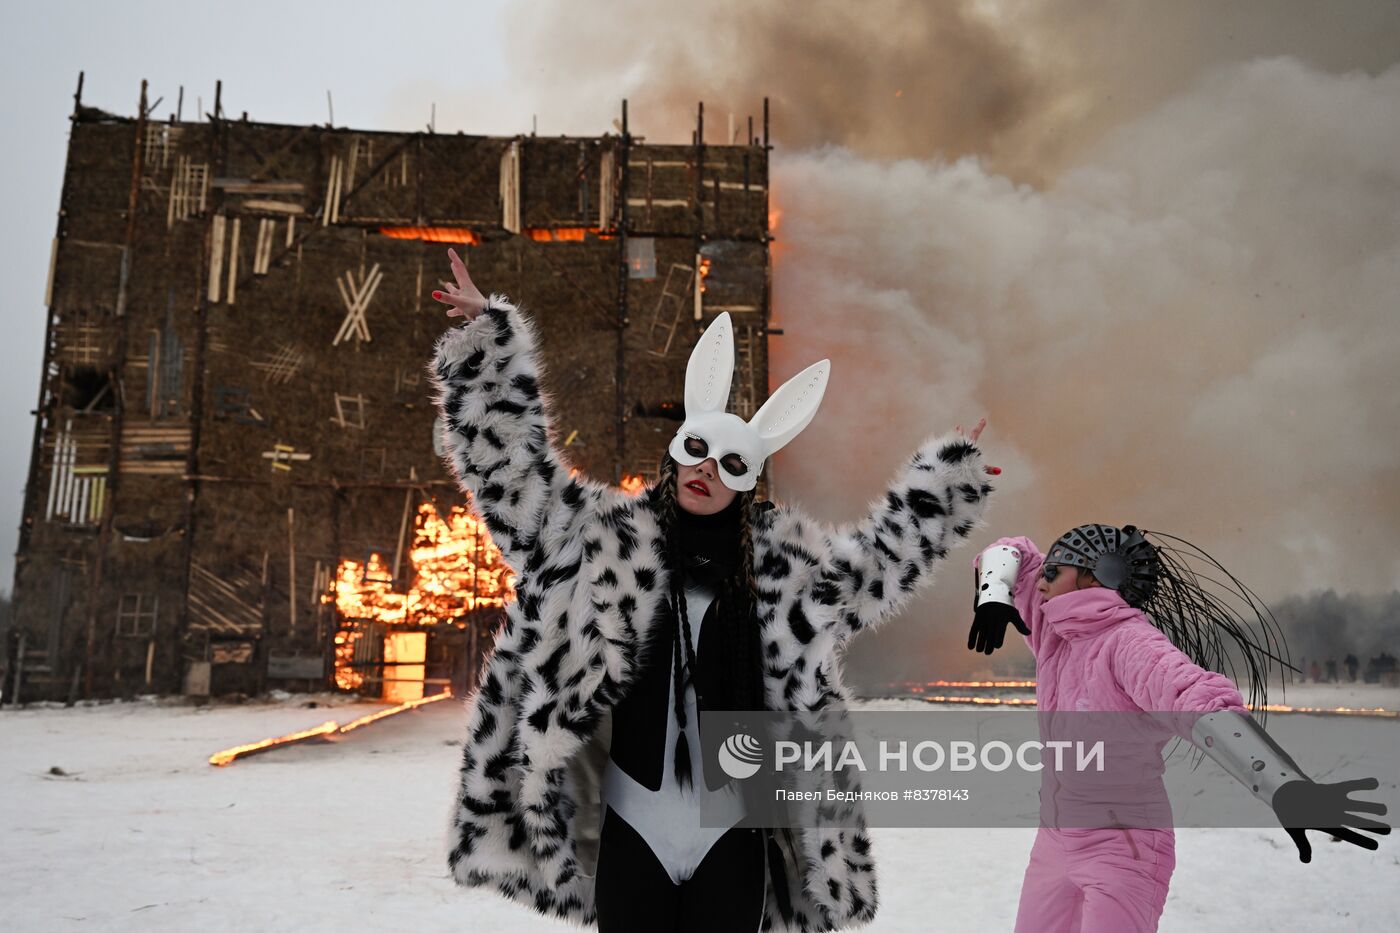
[1192,710,1390,862]
[1190,711,1307,806]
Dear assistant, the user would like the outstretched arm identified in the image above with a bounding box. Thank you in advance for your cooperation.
[809,425,995,645]
[1108,623,1390,861]
[1191,711,1390,862]
[1110,623,1248,715]
[426,249,602,572]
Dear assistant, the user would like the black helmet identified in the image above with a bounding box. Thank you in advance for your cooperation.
[1046,523,1160,608]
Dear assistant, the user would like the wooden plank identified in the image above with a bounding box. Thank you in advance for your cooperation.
[208,719,339,766]
[260,219,275,272]
[242,199,304,215]
[500,142,520,233]
[226,217,241,305]
[213,178,306,195]
[119,462,187,474]
[45,426,65,520]
[252,219,267,277]
[287,508,296,632]
[120,431,191,442]
[121,429,193,439]
[208,214,226,303]
[325,156,343,226]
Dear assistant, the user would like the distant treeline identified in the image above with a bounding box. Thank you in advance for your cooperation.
[1271,590,1400,665]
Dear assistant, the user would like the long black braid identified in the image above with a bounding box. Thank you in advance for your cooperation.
[725,501,766,713]
[651,456,766,789]
[1139,530,1295,724]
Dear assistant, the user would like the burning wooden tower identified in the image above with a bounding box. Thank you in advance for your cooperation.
[4,78,772,702]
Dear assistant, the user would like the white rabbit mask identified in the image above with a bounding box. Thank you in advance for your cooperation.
[668,312,830,492]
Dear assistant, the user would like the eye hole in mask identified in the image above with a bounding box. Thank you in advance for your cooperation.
[1041,564,1062,583]
[683,435,708,458]
[719,453,749,477]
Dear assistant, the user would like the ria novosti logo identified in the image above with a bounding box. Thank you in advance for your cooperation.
[718,733,764,779]
[717,733,1107,778]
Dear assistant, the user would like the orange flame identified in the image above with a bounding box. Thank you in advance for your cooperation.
[921,695,1038,706]
[1255,704,1400,718]
[334,502,514,627]
[332,502,513,691]
[209,691,454,766]
[524,227,594,242]
[902,680,1037,694]
[330,481,642,692]
[209,720,339,766]
[333,628,365,691]
[571,467,647,494]
[379,226,482,244]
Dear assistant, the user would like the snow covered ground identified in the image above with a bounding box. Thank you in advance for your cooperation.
[3,687,1397,932]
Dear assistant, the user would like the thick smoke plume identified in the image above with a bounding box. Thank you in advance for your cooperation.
[478,1,1400,688]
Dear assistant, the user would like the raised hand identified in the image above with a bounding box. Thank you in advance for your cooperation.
[431,247,488,321]
[1271,776,1390,863]
[955,417,1001,476]
[967,601,1029,655]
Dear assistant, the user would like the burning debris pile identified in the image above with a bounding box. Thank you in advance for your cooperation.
[331,501,515,694]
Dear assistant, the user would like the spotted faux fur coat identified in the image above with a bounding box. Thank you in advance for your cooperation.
[427,297,994,932]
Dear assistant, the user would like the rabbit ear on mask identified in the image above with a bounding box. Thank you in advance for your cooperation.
[683,312,735,415]
[749,359,830,457]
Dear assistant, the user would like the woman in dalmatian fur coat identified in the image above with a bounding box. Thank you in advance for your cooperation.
[428,247,999,932]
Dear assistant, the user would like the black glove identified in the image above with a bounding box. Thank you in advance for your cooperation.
[966,601,1029,655]
[1271,777,1390,863]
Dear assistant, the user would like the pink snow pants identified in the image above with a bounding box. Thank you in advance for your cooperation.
[1014,827,1175,933]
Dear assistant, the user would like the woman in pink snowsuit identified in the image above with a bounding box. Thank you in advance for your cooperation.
[970,525,1389,933]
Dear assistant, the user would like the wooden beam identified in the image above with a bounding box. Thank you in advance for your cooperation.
[288,508,297,632]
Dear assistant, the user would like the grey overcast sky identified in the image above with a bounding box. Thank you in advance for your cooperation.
[0,1,538,592]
